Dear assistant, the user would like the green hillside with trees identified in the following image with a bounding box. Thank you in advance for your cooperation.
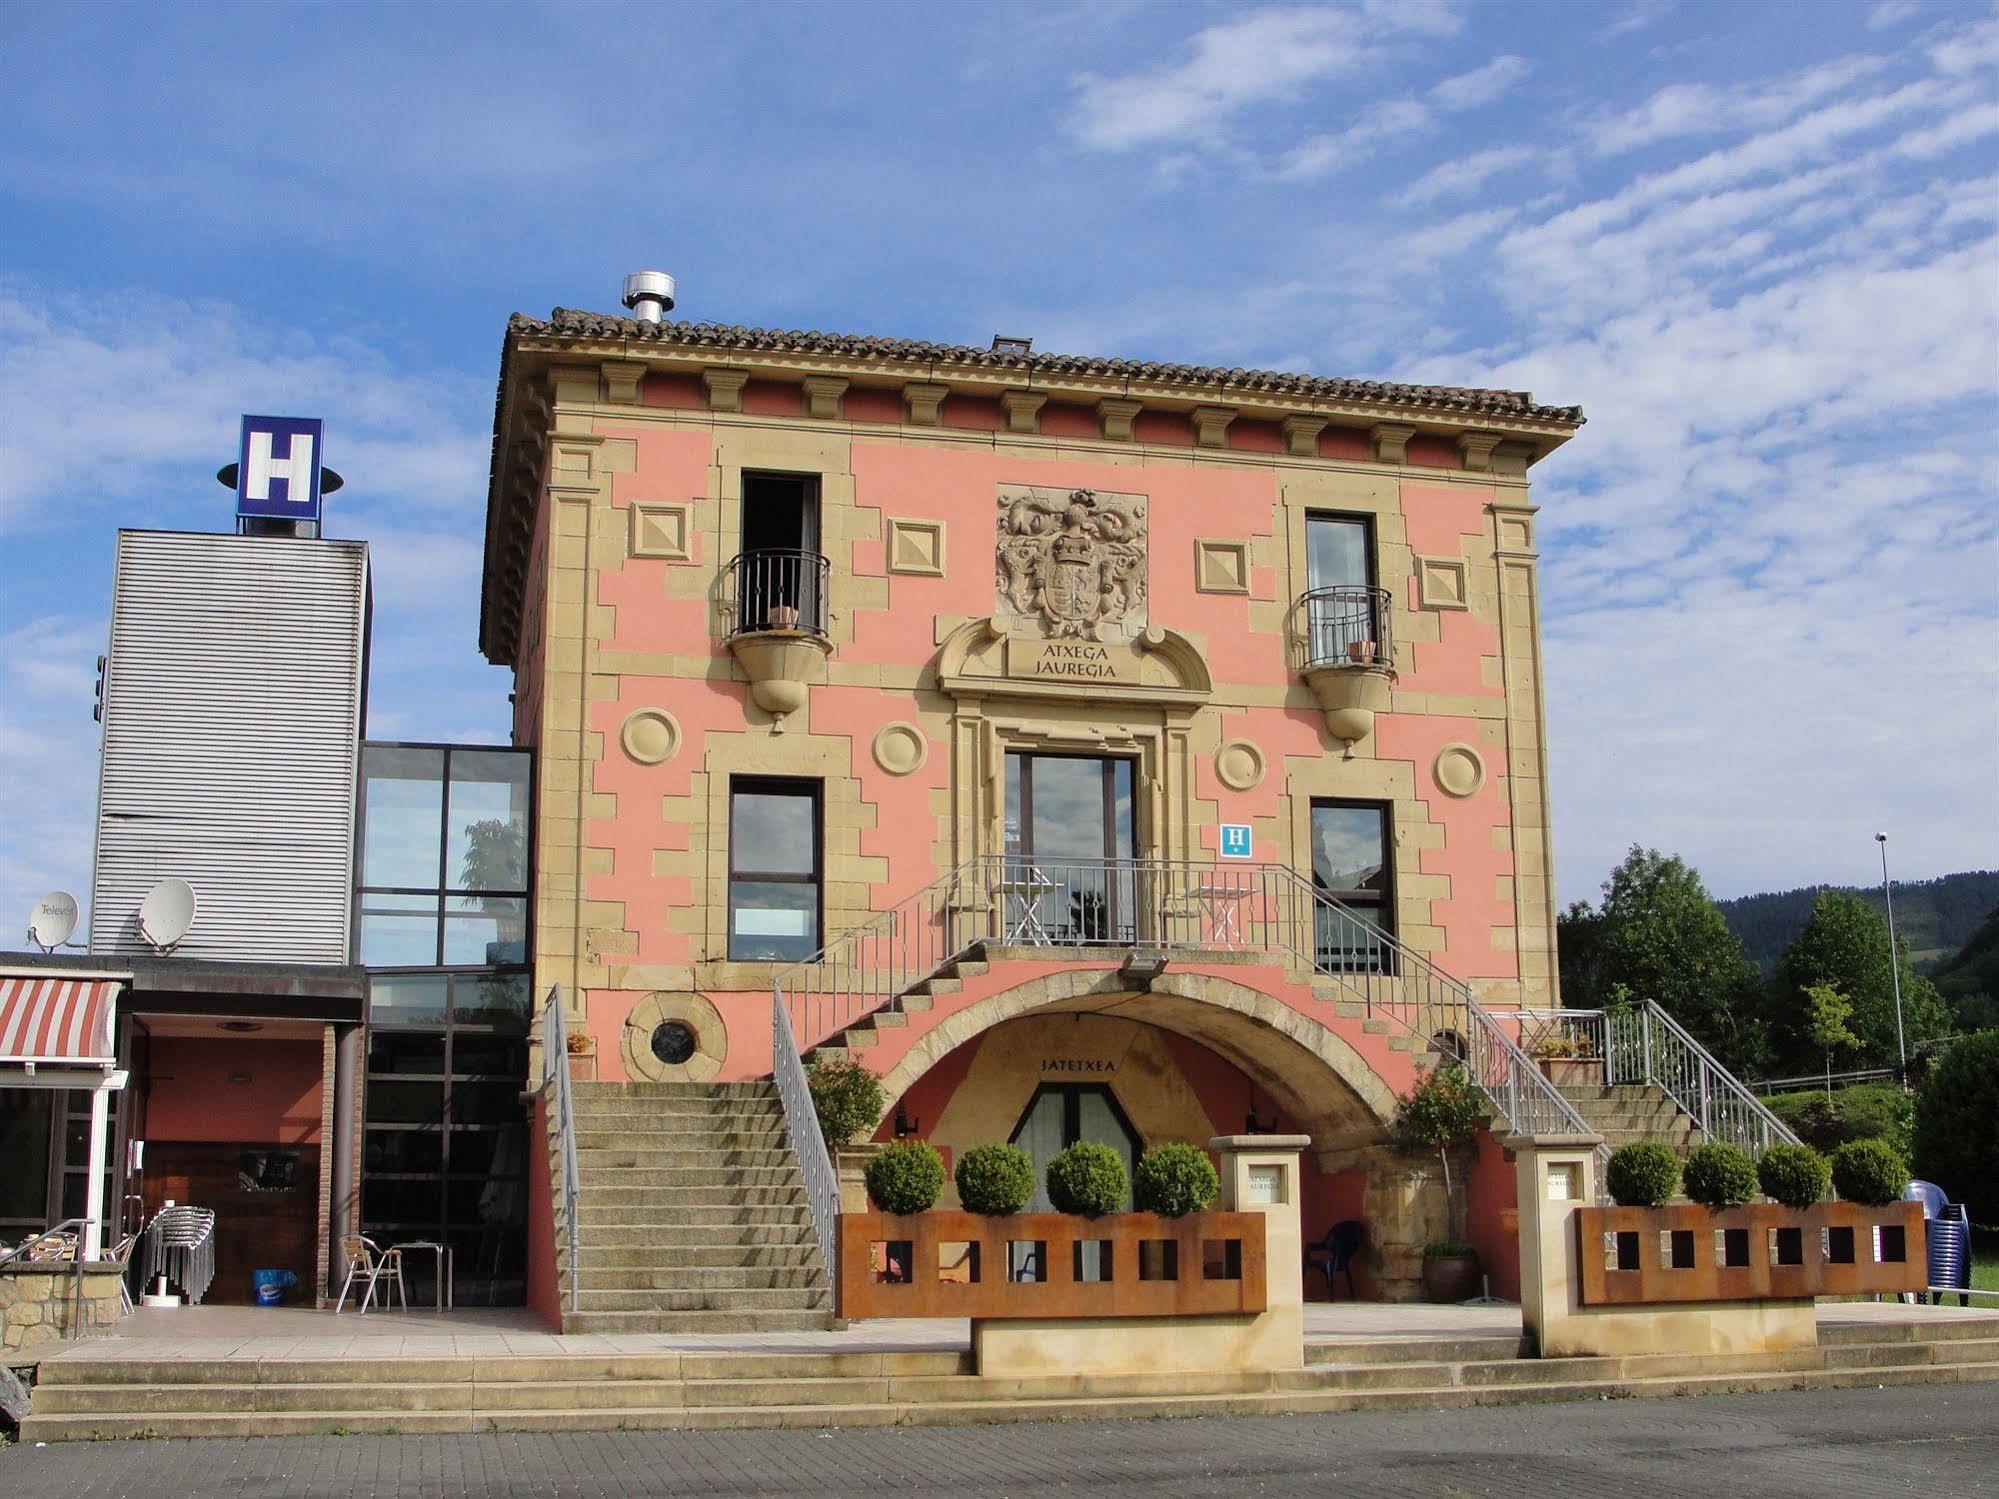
[1717,871,1999,973]
[1560,848,1988,1079]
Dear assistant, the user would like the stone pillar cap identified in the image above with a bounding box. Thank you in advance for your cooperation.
[1209,1134,1313,1152]
[1497,1131,1604,1151]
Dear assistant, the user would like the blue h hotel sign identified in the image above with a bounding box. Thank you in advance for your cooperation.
[236,415,324,522]
[1219,824,1253,859]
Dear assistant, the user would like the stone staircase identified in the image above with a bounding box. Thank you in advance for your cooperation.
[21,1317,1998,1439]
[1550,1081,1704,1155]
[797,951,990,1065]
[557,1080,831,1333]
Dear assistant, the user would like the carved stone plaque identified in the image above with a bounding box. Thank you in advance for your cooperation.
[995,485,1148,643]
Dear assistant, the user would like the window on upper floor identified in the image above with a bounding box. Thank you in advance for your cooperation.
[728,777,822,962]
[1303,513,1387,669]
[1310,799,1395,973]
[736,472,825,635]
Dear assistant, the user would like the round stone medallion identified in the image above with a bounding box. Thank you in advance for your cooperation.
[622,991,725,1082]
[1433,743,1487,799]
[1215,739,1266,792]
[619,708,681,766]
[871,722,929,776]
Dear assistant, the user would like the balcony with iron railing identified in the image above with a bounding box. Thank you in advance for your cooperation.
[719,549,833,723]
[1291,585,1397,745]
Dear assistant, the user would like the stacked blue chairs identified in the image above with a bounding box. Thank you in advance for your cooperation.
[1904,1179,1971,1306]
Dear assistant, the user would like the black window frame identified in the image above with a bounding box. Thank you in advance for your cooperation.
[727,776,824,962]
[1304,511,1378,592]
[353,742,536,970]
[1309,798,1397,973]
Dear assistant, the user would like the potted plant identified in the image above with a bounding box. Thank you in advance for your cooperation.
[1347,638,1378,665]
[564,1027,597,1082]
[1605,1140,1680,1206]
[1394,1063,1486,1301]
[1529,1030,1603,1087]
[862,1139,945,1285]
[1757,1142,1831,1209]
[765,602,802,630]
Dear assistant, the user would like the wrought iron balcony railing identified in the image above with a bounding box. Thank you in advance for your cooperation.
[1295,584,1395,673]
[722,549,830,639]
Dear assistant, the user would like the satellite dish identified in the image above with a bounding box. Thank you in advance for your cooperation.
[138,878,198,952]
[27,891,79,951]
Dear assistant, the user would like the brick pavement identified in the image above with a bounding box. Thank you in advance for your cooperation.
[2,1382,1991,1498]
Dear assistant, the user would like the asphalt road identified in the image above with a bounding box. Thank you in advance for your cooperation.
[3,1383,1992,1498]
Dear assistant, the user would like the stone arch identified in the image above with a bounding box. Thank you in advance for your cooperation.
[871,968,1397,1161]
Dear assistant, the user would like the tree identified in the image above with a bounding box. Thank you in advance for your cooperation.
[1766,889,1950,1074]
[1563,847,1764,1071]
[1556,899,1610,1010]
[1802,983,1858,1097]
[1394,1063,1486,1242]
[1913,1030,1999,1207]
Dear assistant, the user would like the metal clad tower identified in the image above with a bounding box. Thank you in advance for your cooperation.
[90,530,370,962]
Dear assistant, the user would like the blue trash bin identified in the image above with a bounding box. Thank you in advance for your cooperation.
[253,1269,299,1306]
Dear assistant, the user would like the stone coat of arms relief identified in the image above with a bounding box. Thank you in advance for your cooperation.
[994,486,1148,641]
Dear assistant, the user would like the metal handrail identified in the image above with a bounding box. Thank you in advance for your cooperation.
[539,986,582,1317]
[1293,585,1396,674]
[0,1217,100,1343]
[770,854,1604,1200]
[1509,1004,1799,1156]
[722,549,831,639]
[771,992,841,1281]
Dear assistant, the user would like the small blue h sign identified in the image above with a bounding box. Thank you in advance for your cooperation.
[1219,824,1253,859]
[236,415,325,523]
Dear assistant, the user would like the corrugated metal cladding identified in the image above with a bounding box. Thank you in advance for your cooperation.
[91,531,369,963]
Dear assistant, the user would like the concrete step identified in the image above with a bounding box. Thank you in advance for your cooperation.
[571,1081,776,1099]
[559,1308,834,1335]
[575,1169,807,1193]
[575,1152,800,1175]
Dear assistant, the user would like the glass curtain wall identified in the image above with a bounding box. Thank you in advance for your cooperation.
[355,744,533,1305]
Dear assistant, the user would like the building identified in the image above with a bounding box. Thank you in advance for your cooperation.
[480,299,1587,1306]
[4,518,535,1331]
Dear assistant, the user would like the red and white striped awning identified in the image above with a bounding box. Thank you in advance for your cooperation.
[0,977,119,1065]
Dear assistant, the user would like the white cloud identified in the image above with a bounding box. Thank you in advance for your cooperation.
[1069,8,1380,151]
[1427,55,1530,111]
[1398,145,1538,205]
[1586,55,1890,156]
[1867,0,1922,28]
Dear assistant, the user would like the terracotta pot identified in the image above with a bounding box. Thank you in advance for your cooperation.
[1421,1250,1480,1303]
[566,1052,597,1082]
[765,604,801,629]
[1536,1057,1603,1087]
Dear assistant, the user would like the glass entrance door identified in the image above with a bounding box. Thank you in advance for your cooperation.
[1008,1082,1141,1215]
[1003,753,1137,945]
[1304,514,1376,664]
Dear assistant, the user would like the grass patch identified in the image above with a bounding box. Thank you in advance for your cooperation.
[1970,1226,1998,1295]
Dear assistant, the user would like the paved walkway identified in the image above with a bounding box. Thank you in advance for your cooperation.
[35,1297,1989,1364]
[3,1383,1990,1496]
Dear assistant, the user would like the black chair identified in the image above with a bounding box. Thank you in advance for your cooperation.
[1306,1220,1366,1300]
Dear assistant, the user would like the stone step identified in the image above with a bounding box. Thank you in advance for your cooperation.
[575,1152,799,1174]
[574,1165,804,1188]
[574,1265,826,1292]
[25,1350,1997,1442]
[571,1081,776,1098]
[571,1105,785,1125]
[576,1287,830,1313]
[576,1125,791,1145]
[557,1307,834,1335]
[573,1223,817,1249]
[899,994,935,1014]
[562,1243,820,1271]
[575,1183,807,1207]
[575,1203,813,1226]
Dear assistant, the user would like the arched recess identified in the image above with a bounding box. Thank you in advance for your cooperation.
[869,968,1398,1164]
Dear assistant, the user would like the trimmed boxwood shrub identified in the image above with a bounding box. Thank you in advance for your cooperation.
[1045,1141,1128,1215]
[806,1055,885,1148]
[1757,1142,1831,1209]
[864,1139,945,1216]
[1681,1142,1758,1209]
[1829,1137,1908,1206]
[954,1143,1035,1216]
[1132,1142,1220,1217]
[1606,1140,1681,1207]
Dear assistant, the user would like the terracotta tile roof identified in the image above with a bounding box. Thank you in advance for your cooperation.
[508,309,1585,426]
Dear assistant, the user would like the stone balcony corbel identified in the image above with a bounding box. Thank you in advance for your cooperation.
[1191,406,1238,449]
[702,368,752,413]
[802,375,849,420]
[1280,415,1327,457]
[1370,423,1416,465]
[903,382,950,427]
[1000,390,1046,434]
[1097,398,1142,441]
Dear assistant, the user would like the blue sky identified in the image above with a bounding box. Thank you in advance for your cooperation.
[2,0,1995,937]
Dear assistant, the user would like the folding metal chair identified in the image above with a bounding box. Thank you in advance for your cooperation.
[334,1235,409,1314]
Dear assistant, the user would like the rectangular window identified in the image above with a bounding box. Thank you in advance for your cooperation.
[738,472,823,635]
[1304,514,1381,667]
[1311,800,1394,972]
[729,779,822,961]
[1305,513,1375,592]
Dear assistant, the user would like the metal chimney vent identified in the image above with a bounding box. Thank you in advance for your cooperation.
[622,270,676,323]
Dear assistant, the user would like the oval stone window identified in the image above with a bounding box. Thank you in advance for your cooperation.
[650,1020,697,1067]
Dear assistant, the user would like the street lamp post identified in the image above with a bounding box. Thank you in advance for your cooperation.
[1875,832,1907,1083]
